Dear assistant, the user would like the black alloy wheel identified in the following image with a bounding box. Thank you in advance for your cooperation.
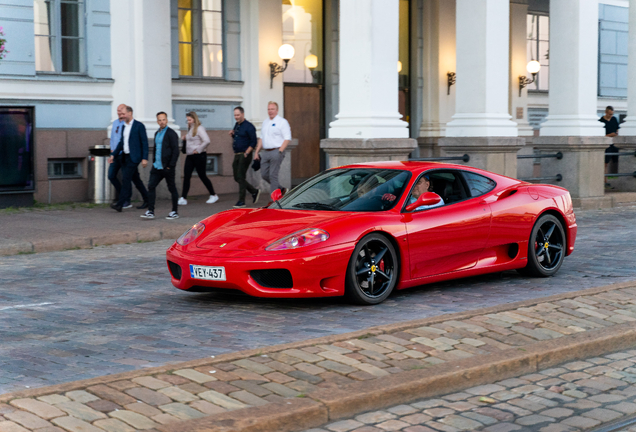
[519,214,566,277]
[345,233,398,305]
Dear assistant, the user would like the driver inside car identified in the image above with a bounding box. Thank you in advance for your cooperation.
[408,175,444,211]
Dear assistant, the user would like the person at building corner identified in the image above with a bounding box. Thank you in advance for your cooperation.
[108,103,148,209]
[253,101,292,196]
[109,106,149,212]
[178,111,219,206]
[600,105,620,184]
[228,106,260,209]
[140,112,180,220]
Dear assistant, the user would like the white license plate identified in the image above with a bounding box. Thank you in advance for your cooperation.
[190,265,226,281]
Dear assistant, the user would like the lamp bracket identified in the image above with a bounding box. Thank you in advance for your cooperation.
[518,73,537,97]
[447,72,456,95]
[270,59,290,89]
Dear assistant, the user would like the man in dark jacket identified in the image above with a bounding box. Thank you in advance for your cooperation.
[109,106,149,212]
[140,112,180,219]
[228,106,260,208]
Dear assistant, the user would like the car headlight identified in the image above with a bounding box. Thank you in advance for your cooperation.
[266,228,330,251]
[177,222,206,246]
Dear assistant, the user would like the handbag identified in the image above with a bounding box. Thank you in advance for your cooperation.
[181,138,187,154]
[252,158,261,171]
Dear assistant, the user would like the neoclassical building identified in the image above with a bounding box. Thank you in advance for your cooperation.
[0,0,633,207]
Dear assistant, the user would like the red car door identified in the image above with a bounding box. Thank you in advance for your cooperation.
[403,171,492,280]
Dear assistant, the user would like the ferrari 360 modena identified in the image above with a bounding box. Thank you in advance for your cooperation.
[166,161,577,305]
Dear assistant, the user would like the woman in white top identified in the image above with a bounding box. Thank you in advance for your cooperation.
[178,111,218,205]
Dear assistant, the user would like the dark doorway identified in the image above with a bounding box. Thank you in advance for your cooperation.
[284,84,323,185]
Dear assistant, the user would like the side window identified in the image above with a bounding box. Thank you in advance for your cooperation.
[462,172,496,197]
[406,170,468,211]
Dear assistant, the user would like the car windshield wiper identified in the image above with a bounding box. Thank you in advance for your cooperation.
[292,202,337,211]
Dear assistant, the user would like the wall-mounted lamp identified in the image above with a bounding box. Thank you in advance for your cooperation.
[397,61,403,73]
[519,60,541,97]
[270,44,295,88]
[304,54,321,82]
[447,72,456,95]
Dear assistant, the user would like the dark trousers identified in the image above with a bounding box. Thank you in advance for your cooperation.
[232,153,257,201]
[109,155,148,202]
[148,167,179,213]
[116,155,148,207]
[182,153,215,198]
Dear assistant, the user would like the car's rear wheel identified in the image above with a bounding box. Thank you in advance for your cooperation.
[345,233,398,305]
[518,214,566,277]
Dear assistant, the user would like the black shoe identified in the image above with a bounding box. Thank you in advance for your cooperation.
[252,189,261,204]
[110,203,122,212]
[136,201,149,209]
[233,201,246,208]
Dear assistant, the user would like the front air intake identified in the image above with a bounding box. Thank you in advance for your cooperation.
[167,260,182,280]
[251,269,293,289]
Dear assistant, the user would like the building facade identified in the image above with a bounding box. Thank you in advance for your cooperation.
[0,0,632,205]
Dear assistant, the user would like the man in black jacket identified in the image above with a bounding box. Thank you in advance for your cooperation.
[141,112,180,219]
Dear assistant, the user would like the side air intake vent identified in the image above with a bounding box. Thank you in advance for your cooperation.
[251,269,293,289]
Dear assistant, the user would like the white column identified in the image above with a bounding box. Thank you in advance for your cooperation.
[328,0,408,139]
[419,0,456,138]
[445,0,517,137]
[110,0,176,136]
[539,0,604,137]
[241,0,284,130]
[617,0,636,135]
[510,1,533,137]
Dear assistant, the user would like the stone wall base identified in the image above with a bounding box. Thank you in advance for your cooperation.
[437,137,525,178]
[607,137,636,192]
[573,196,613,210]
[533,136,611,199]
[320,138,418,168]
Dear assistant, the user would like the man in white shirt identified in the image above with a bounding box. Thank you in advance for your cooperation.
[254,101,292,194]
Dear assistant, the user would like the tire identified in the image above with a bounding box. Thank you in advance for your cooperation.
[518,214,566,277]
[345,233,399,305]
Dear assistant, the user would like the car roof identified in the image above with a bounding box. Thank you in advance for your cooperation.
[332,161,522,186]
[334,160,480,174]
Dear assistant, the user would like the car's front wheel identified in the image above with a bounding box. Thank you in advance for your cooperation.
[519,214,566,277]
[345,233,398,305]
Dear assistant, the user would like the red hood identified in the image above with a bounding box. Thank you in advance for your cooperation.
[194,208,343,251]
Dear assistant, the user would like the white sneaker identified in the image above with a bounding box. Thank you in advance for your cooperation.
[140,210,155,219]
[166,211,179,220]
[178,197,187,205]
[206,194,219,204]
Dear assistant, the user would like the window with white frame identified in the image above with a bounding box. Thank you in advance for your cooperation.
[178,0,223,78]
[34,0,85,73]
[526,13,549,91]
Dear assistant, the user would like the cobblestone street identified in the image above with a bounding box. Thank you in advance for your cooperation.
[1,206,636,394]
[305,348,636,432]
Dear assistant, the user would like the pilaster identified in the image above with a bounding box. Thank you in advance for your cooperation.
[539,0,604,137]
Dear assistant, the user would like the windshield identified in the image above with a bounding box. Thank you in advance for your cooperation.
[273,168,411,212]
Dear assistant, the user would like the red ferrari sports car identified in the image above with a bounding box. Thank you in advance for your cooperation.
[166,161,577,305]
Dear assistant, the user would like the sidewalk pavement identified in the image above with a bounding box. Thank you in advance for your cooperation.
[2,281,636,432]
[0,193,264,257]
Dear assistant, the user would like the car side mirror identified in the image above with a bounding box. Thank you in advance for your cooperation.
[405,192,441,212]
[271,189,282,202]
